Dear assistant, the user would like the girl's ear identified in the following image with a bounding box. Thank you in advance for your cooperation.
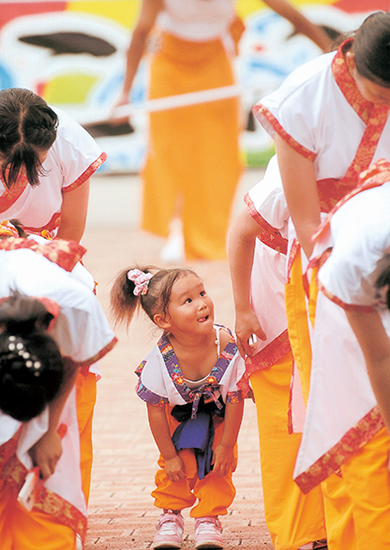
[153,313,171,330]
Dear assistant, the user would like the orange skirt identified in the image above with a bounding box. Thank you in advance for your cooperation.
[142,31,243,260]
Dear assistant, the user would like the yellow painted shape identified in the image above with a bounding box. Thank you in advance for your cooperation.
[42,73,99,104]
[236,0,337,19]
[67,1,141,30]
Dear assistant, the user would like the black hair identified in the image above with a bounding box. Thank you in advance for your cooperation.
[0,88,58,189]
[352,11,390,87]
[110,265,198,328]
[0,292,64,421]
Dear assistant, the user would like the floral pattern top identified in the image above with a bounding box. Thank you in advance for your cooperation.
[135,324,250,418]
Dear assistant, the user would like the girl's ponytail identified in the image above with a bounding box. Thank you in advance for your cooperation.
[110,266,154,328]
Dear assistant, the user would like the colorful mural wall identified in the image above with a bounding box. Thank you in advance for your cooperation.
[0,0,387,172]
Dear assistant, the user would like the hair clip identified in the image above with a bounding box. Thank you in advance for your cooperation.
[127,269,153,296]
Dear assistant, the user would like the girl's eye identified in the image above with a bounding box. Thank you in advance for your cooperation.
[200,291,206,297]
[185,298,192,304]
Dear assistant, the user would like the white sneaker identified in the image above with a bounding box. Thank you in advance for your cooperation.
[153,511,184,549]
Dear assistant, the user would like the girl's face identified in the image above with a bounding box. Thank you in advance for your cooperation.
[346,50,390,106]
[161,274,215,336]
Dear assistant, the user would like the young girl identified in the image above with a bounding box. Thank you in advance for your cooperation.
[110,266,249,549]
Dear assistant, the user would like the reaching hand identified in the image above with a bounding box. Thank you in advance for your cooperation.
[235,308,266,358]
[164,455,186,482]
[211,443,236,478]
[28,429,63,480]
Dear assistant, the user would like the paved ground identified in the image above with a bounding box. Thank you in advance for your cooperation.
[81,168,274,549]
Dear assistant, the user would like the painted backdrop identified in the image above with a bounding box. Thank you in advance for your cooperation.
[0,0,388,172]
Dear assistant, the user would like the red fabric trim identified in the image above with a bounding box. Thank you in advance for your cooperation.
[287,240,300,283]
[245,193,288,254]
[318,280,375,313]
[245,330,291,376]
[0,237,86,272]
[295,406,385,493]
[3,453,87,540]
[332,39,379,124]
[0,175,29,214]
[312,159,390,242]
[66,336,118,368]
[252,105,316,161]
[62,152,107,193]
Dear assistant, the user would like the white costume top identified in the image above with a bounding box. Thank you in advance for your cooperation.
[136,325,248,415]
[243,156,291,375]
[0,108,106,236]
[293,164,390,493]
[158,0,235,42]
[0,241,116,540]
[254,48,390,186]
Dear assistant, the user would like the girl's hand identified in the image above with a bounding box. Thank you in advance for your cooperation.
[211,443,236,478]
[28,430,63,480]
[164,455,186,482]
[235,308,266,358]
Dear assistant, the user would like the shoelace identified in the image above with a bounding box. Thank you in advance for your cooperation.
[196,519,221,534]
[158,517,180,534]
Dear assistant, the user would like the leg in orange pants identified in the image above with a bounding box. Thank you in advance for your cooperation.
[340,427,390,549]
[250,354,326,550]
[76,369,97,504]
[152,412,237,517]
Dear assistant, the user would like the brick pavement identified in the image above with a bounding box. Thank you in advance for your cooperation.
[81,170,274,549]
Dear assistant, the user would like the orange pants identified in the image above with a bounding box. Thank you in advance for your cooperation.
[251,355,326,550]
[152,408,237,517]
[340,427,390,549]
[76,370,97,504]
[0,484,76,550]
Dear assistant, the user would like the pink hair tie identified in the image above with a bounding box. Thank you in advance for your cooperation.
[127,269,153,296]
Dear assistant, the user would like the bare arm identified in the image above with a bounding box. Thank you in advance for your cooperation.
[275,134,320,259]
[212,399,244,478]
[56,179,90,243]
[29,358,79,479]
[117,0,163,106]
[346,309,390,436]
[147,403,186,482]
[263,0,332,52]
[228,207,267,358]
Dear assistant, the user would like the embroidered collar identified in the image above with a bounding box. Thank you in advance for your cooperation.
[157,325,238,418]
[332,38,389,124]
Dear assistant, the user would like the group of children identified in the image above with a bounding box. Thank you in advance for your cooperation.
[2,9,390,550]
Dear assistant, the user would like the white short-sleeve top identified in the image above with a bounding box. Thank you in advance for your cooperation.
[158,0,236,41]
[318,181,390,312]
[0,108,106,235]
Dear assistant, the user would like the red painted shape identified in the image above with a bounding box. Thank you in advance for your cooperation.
[0,3,67,30]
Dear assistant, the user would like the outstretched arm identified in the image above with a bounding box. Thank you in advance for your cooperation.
[147,403,186,482]
[346,309,390,436]
[116,0,163,107]
[263,0,332,52]
[228,207,267,358]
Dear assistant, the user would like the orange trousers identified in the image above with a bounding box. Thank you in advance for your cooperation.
[0,484,76,550]
[76,369,97,504]
[251,355,326,550]
[152,407,237,517]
